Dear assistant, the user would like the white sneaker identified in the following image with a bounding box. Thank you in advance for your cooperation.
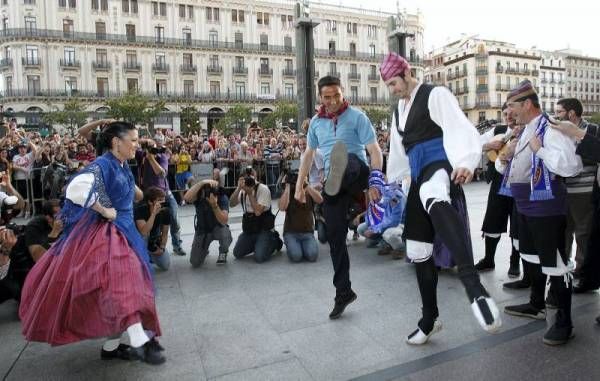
[406,320,442,345]
[216,252,227,265]
[471,296,502,333]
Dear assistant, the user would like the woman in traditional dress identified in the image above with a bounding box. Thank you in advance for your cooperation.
[19,121,165,365]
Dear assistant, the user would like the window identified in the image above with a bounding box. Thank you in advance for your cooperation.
[2,17,8,30]
[369,44,376,57]
[367,25,377,38]
[68,0,76,8]
[26,45,39,64]
[97,77,108,96]
[126,51,137,65]
[95,21,106,39]
[232,9,244,23]
[260,34,268,51]
[160,2,166,16]
[127,78,138,92]
[24,16,36,31]
[126,24,135,41]
[208,30,218,47]
[261,82,270,95]
[156,79,167,95]
[235,56,244,69]
[370,65,376,76]
[370,87,377,101]
[329,62,337,75]
[188,5,193,19]
[155,26,164,43]
[122,0,128,13]
[155,52,166,66]
[285,83,294,98]
[24,0,35,4]
[183,80,194,96]
[131,0,137,13]
[325,19,337,33]
[260,57,269,71]
[347,22,357,34]
[257,12,270,26]
[63,19,74,37]
[183,28,191,44]
[182,53,193,67]
[59,0,66,7]
[96,49,107,65]
[235,32,243,49]
[285,59,293,71]
[284,36,292,52]
[349,42,356,56]
[64,47,75,64]
[179,4,185,18]
[478,112,486,123]
[235,82,245,97]
[350,86,358,100]
[328,41,336,55]
[210,81,220,96]
[206,7,219,22]
[65,76,77,94]
[5,76,12,93]
[209,54,219,68]
[27,75,40,94]
[152,1,158,15]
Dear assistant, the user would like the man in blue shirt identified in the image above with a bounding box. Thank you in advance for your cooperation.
[295,76,383,319]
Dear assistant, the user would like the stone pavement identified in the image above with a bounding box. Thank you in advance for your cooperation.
[1,182,600,381]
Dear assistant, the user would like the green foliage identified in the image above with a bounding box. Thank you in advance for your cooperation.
[42,99,88,134]
[105,92,165,127]
[180,106,201,134]
[363,107,390,130]
[214,105,251,135]
[260,101,299,130]
[589,113,600,125]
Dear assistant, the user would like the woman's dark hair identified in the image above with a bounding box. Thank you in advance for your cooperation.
[96,121,136,154]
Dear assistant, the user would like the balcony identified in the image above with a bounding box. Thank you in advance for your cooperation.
[258,67,273,76]
[59,59,80,69]
[368,73,379,82]
[495,84,512,91]
[207,65,223,75]
[282,68,296,77]
[531,69,539,76]
[152,63,169,74]
[315,48,386,62]
[21,57,41,68]
[455,86,469,95]
[476,67,488,76]
[123,62,141,72]
[348,72,361,81]
[232,66,248,75]
[92,61,111,71]
[475,101,491,109]
[0,58,13,70]
[180,64,197,74]
[327,71,340,78]
[476,84,489,93]
[447,69,468,80]
[495,65,504,73]
[541,78,548,83]
[505,67,518,74]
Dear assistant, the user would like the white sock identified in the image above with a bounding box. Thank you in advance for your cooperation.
[102,338,120,351]
[126,323,150,348]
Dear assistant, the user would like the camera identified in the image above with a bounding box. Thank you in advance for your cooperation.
[149,146,166,155]
[200,184,220,199]
[6,222,26,235]
[244,176,255,188]
[286,170,298,186]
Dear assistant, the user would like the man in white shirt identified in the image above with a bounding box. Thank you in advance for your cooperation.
[381,52,501,345]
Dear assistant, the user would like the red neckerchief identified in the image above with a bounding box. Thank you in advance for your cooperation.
[317,100,349,135]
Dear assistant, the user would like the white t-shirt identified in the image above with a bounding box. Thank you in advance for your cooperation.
[12,152,34,180]
[239,183,271,213]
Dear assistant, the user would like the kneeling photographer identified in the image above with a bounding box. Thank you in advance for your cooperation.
[134,187,172,271]
[279,171,322,263]
[230,167,282,263]
[183,179,232,267]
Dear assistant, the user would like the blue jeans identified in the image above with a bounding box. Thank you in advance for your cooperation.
[284,232,318,262]
[165,192,183,250]
[150,248,171,271]
[358,222,381,248]
[233,230,281,263]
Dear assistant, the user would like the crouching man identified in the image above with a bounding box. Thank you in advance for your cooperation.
[184,179,232,267]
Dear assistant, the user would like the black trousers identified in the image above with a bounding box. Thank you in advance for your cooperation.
[323,153,369,296]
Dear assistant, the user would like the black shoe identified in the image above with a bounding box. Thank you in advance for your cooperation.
[149,337,165,351]
[173,247,187,256]
[543,323,574,346]
[101,344,132,361]
[573,281,599,294]
[329,290,357,320]
[474,258,495,272]
[596,315,600,325]
[132,340,166,365]
[545,293,558,310]
[504,303,546,320]
[507,262,520,278]
[503,279,531,290]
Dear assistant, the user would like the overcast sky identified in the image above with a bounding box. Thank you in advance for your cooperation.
[317,0,600,58]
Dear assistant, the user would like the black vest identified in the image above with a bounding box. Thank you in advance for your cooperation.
[396,84,444,152]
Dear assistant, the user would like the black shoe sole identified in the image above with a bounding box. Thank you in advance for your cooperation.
[543,332,575,346]
[329,294,357,320]
[504,308,546,320]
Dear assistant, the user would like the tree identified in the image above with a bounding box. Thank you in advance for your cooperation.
[180,106,201,134]
[42,99,88,135]
[363,107,390,130]
[260,101,299,130]
[589,113,600,125]
[214,105,252,135]
[105,92,165,127]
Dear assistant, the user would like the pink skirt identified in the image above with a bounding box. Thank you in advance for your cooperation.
[19,220,161,346]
